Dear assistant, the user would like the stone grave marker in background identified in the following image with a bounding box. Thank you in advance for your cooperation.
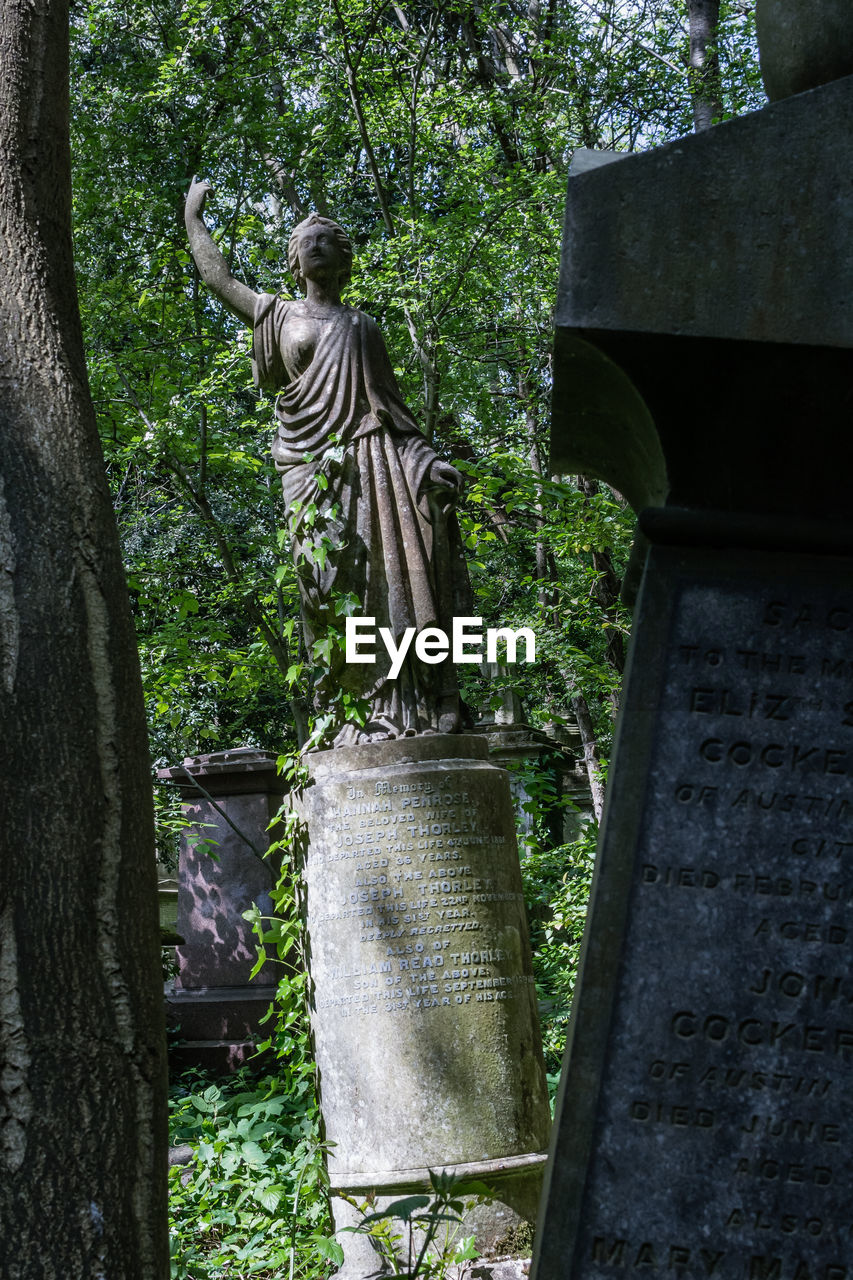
[476,663,593,853]
[533,10,853,1278]
[158,748,286,1072]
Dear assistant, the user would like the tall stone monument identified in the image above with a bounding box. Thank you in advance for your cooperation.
[533,11,853,1279]
[185,192,551,1274]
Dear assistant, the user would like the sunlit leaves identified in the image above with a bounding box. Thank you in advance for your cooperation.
[169,1072,338,1277]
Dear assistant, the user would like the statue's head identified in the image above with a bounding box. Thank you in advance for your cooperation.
[288,214,353,293]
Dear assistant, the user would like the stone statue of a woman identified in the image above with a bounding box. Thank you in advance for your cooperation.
[185,179,471,746]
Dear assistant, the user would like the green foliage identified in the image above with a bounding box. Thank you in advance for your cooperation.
[341,1169,488,1279]
[521,829,598,1078]
[243,780,315,1067]
[457,468,633,738]
[502,739,599,1081]
[168,1071,341,1278]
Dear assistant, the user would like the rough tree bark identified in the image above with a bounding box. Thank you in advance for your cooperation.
[687,0,723,131]
[0,1,168,1274]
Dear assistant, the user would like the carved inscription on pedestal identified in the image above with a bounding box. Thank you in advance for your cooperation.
[306,771,533,1018]
[573,559,853,1279]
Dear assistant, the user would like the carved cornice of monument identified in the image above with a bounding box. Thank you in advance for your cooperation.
[756,0,853,102]
[551,74,853,538]
[157,746,288,798]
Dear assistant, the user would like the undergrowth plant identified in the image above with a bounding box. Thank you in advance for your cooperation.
[522,829,598,1083]
[168,1070,342,1278]
[340,1170,486,1279]
[493,747,600,1088]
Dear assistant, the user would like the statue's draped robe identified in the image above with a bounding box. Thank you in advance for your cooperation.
[253,294,470,743]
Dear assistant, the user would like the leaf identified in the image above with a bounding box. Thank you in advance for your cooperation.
[240,1140,269,1167]
[359,1195,430,1225]
[311,1235,345,1264]
[252,1183,285,1211]
[453,1236,480,1262]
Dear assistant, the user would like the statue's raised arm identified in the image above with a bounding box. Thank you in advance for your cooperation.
[184,177,257,326]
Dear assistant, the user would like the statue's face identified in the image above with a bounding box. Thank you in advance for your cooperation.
[297,225,346,283]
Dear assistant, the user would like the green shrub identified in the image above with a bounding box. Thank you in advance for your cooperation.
[168,1070,342,1279]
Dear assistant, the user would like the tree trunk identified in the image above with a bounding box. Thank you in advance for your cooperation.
[688,0,722,131]
[569,689,606,825]
[0,2,168,1274]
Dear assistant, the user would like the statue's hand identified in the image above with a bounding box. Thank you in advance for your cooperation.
[423,459,463,510]
[185,175,213,219]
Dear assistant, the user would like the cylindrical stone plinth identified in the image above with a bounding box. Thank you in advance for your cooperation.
[300,735,551,1277]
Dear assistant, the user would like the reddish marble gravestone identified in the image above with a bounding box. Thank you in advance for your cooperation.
[158,748,287,1072]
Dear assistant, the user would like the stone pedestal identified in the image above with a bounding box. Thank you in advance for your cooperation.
[157,874,179,935]
[299,734,551,1278]
[475,665,593,850]
[157,748,287,1073]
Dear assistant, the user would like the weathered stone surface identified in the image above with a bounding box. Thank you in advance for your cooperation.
[158,874,179,933]
[299,734,551,1277]
[556,80,853,351]
[534,546,853,1278]
[158,748,284,991]
[448,1258,530,1279]
[165,985,273,1041]
[467,1261,530,1280]
[757,0,853,101]
[334,1182,539,1279]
